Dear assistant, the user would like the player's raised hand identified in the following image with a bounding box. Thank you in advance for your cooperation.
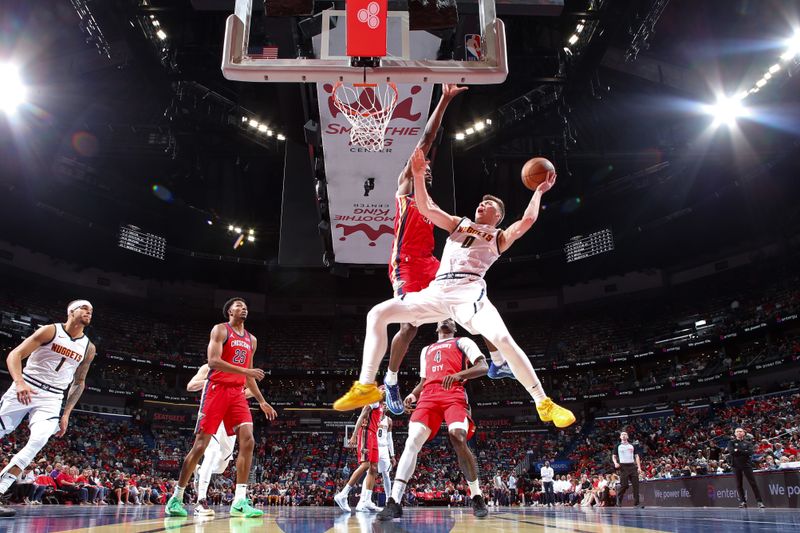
[56,413,70,437]
[260,401,277,421]
[442,83,468,100]
[536,170,557,194]
[410,148,429,178]
[15,381,36,405]
[246,368,266,381]
[441,374,461,390]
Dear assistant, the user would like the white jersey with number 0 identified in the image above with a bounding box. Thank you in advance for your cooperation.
[24,324,90,394]
[435,218,501,280]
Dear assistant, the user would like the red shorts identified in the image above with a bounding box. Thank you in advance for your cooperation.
[410,389,475,441]
[356,427,379,464]
[196,382,252,436]
[389,255,439,297]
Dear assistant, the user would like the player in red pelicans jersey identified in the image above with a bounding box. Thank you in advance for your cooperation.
[383,83,468,416]
[334,393,385,513]
[378,319,489,520]
[166,297,277,519]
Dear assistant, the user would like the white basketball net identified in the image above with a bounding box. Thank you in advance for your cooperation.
[332,82,399,152]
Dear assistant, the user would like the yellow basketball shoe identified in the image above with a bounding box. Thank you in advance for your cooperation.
[333,381,384,411]
[536,397,576,428]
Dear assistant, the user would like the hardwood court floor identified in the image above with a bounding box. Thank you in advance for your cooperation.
[0,504,797,532]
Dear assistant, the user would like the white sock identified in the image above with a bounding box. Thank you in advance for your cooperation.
[489,350,505,366]
[0,473,16,494]
[391,480,407,503]
[234,484,247,501]
[468,480,482,497]
[197,478,210,501]
[360,488,373,503]
[384,369,398,386]
[341,484,352,496]
[173,485,185,500]
[528,382,547,404]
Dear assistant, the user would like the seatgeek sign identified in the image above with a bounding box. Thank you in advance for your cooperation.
[317,82,433,264]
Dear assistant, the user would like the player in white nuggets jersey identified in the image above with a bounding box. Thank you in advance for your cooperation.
[186,363,252,516]
[376,410,395,500]
[335,148,576,430]
[0,300,96,517]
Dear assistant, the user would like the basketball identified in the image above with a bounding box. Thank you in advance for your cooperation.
[521,157,555,191]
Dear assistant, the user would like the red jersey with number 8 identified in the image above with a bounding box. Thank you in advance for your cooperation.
[208,323,253,387]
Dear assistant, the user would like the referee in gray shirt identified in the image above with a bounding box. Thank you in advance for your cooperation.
[612,431,643,508]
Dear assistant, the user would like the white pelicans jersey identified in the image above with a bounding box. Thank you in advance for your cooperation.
[23,324,90,395]
[436,218,501,281]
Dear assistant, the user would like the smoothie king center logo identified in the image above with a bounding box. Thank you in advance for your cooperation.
[334,202,394,247]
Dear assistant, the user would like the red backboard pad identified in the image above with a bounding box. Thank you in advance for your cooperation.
[346,0,388,57]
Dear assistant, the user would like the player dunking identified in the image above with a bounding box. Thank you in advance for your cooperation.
[0,300,96,518]
[334,395,384,513]
[383,83,509,414]
[185,363,253,516]
[379,319,488,520]
[165,297,277,518]
[334,148,576,429]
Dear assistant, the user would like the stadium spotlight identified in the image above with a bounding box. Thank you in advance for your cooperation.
[781,32,800,61]
[0,63,27,115]
[277,134,286,141]
[705,96,748,128]
[455,132,465,141]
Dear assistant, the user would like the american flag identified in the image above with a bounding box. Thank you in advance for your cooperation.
[248,46,279,59]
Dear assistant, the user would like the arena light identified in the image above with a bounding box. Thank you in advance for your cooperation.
[455,132,465,141]
[705,96,749,128]
[248,119,259,128]
[0,63,27,115]
[485,119,492,125]
[156,29,167,41]
[781,32,800,61]
[769,64,781,74]
[234,226,242,234]
[241,116,248,122]
[227,224,234,231]
[247,235,255,243]
[248,229,255,235]
[257,124,267,133]
[474,121,485,131]
[755,78,767,88]
[465,127,475,135]
[277,133,286,141]
[568,34,579,45]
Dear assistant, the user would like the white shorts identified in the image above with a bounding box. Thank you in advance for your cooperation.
[0,383,62,437]
[400,277,492,334]
[207,422,236,474]
[377,451,392,473]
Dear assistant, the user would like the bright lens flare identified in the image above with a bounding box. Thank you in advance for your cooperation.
[0,64,27,115]
[705,97,749,128]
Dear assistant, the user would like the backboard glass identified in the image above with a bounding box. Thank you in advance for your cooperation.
[222,0,507,84]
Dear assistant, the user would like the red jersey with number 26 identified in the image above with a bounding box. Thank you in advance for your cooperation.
[208,323,253,387]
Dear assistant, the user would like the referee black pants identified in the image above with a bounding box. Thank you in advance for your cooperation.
[617,463,639,506]
[734,466,763,504]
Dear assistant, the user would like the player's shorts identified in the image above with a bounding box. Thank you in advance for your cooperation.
[389,255,439,297]
[410,389,476,442]
[0,382,62,438]
[398,276,497,335]
[196,382,252,436]
[207,422,236,473]
[356,427,379,464]
[377,450,392,473]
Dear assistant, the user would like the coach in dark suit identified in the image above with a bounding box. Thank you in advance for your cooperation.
[727,427,765,508]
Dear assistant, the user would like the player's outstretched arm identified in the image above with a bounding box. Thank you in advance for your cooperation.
[398,84,468,195]
[411,148,460,232]
[7,324,57,405]
[498,171,556,253]
[186,364,210,392]
[207,324,265,380]
[57,343,96,437]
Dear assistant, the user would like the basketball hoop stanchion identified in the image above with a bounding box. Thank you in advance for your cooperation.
[332,81,399,152]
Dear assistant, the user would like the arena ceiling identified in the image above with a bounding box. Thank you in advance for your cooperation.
[0,0,798,293]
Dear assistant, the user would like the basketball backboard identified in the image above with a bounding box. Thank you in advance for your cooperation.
[222,0,507,84]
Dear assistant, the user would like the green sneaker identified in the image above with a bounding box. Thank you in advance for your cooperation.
[165,496,188,517]
[230,498,263,518]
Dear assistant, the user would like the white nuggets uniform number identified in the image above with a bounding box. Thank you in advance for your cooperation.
[436,218,501,280]
[24,324,90,393]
